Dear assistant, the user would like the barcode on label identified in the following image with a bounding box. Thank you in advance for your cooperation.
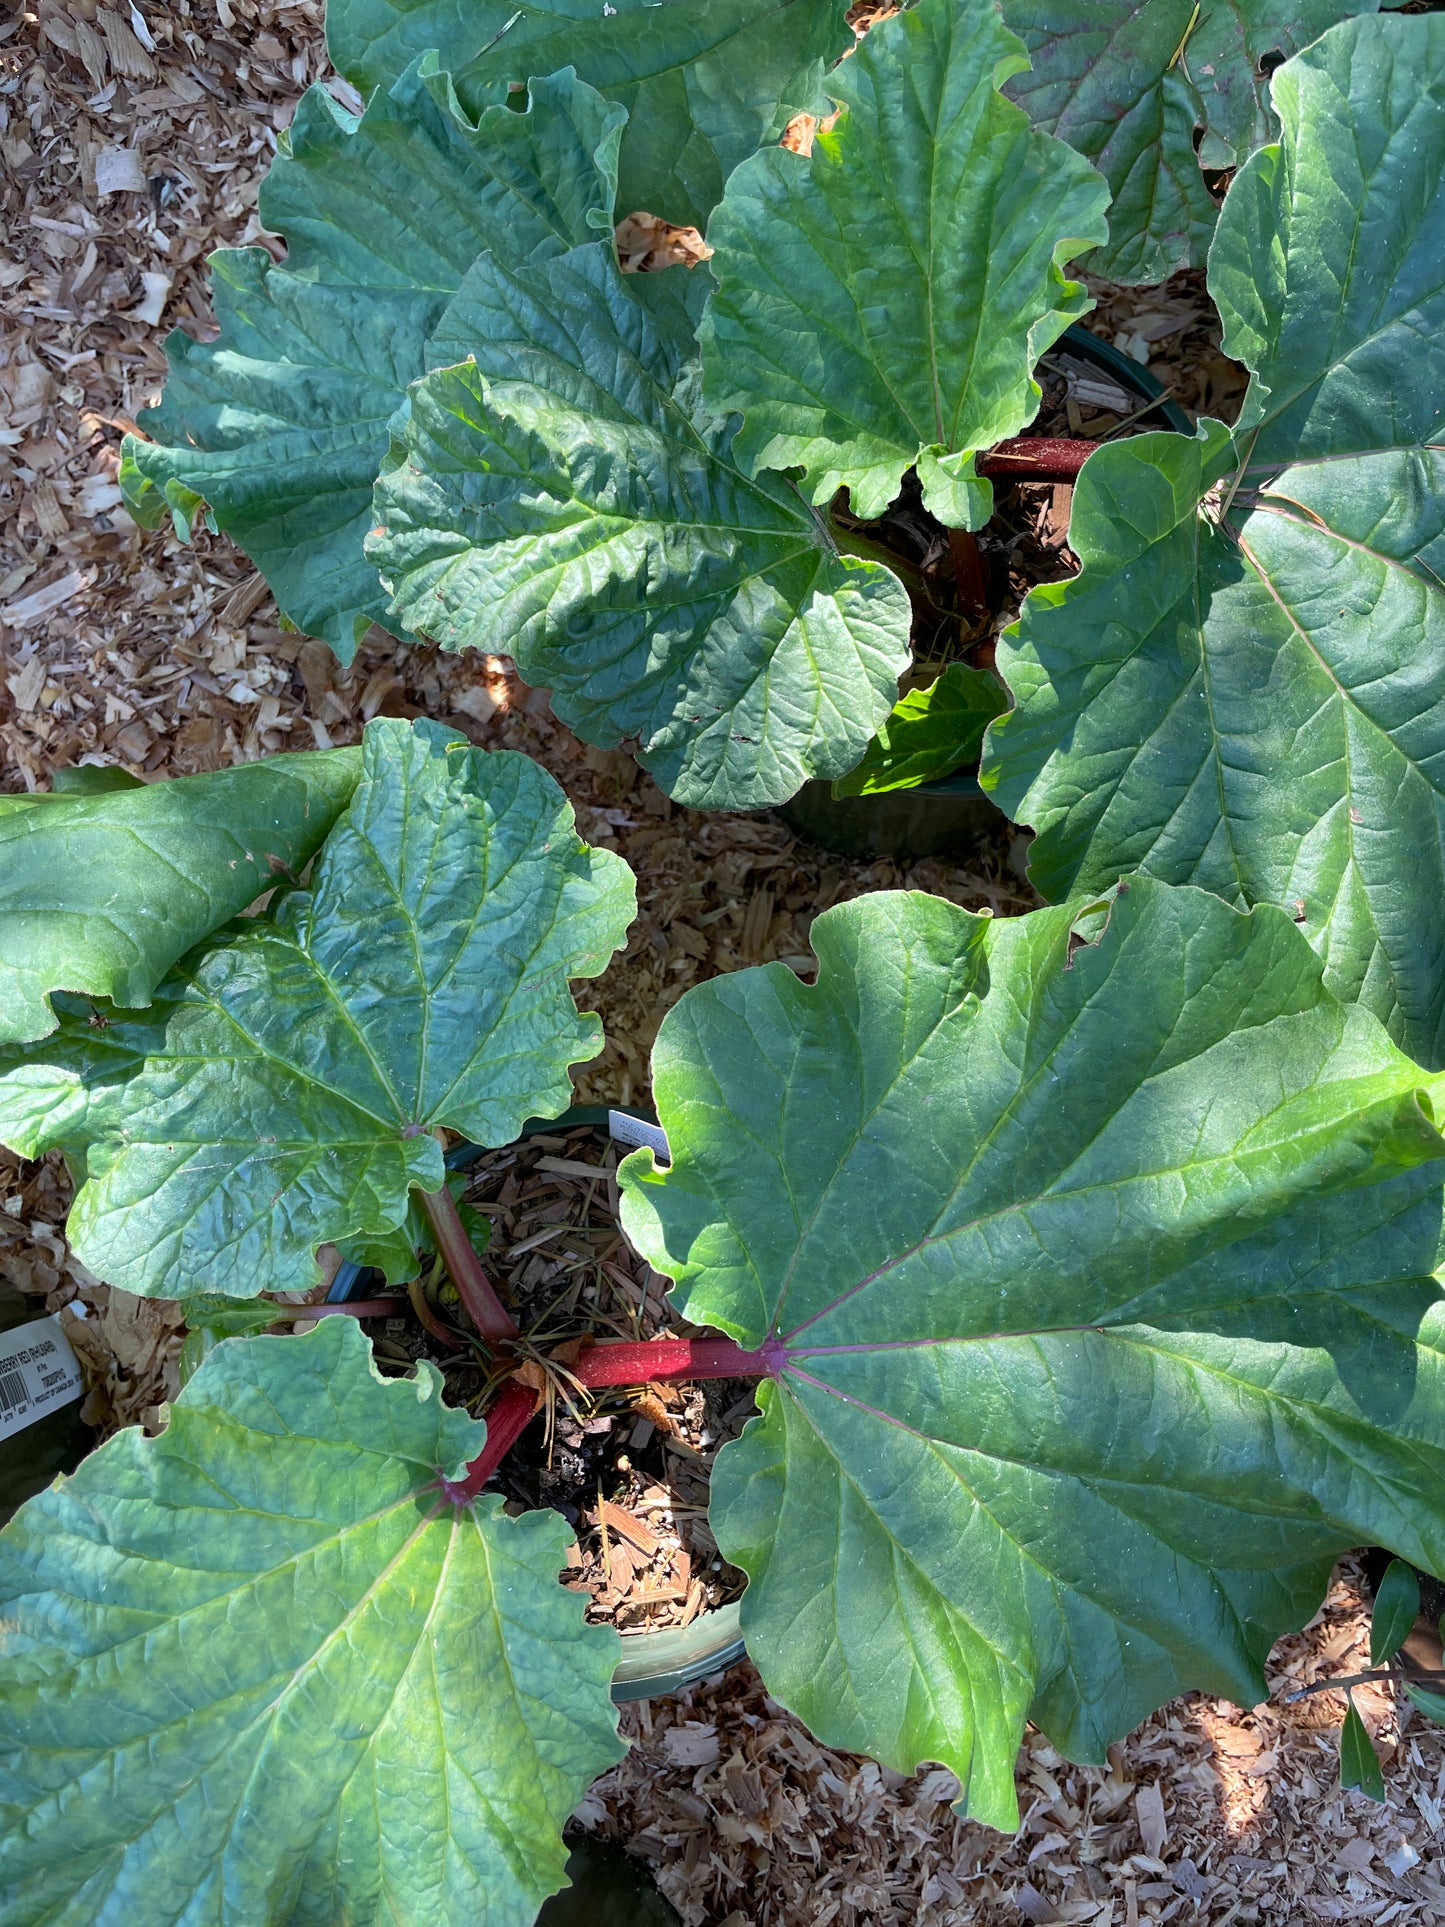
[0,1314,84,1443]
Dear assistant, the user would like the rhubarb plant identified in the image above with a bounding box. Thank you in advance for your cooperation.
[999,0,1387,281]
[5,877,1445,1922]
[621,879,1445,1827]
[325,0,854,228]
[124,0,1148,806]
[0,1314,625,1926]
[831,662,1007,798]
[0,717,635,1299]
[697,0,1109,529]
[118,0,853,662]
[121,60,626,658]
[365,0,1114,805]
[367,242,915,809]
[984,12,1445,1066]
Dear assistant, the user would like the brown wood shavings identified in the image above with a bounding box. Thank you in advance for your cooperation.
[586,1564,1445,1926]
[1081,268,1250,428]
[0,1144,181,1433]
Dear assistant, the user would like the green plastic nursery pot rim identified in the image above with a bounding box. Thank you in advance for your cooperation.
[779,767,1004,862]
[1054,321,1194,440]
[780,322,1192,863]
[328,1105,751,1705]
[609,1597,746,1703]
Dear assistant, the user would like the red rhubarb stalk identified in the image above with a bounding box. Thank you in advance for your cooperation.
[440,1380,543,1504]
[572,1335,781,1388]
[947,527,988,615]
[977,436,1094,483]
[439,1334,784,1505]
[418,1183,518,1344]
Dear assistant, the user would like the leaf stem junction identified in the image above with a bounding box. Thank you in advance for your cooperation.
[439,1333,782,1505]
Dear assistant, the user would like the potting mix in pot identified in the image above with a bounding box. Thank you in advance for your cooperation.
[3,2,1445,1923]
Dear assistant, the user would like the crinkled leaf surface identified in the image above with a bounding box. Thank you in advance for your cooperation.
[122,61,622,660]
[0,1315,623,1927]
[0,746,359,1046]
[621,879,1445,1830]
[986,14,1445,1067]
[0,718,635,1297]
[700,0,1109,527]
[1001,0,1381,281]
[833,664,1008,797]
[337,1168,492,1287]
[326,0,851,228]
[369,241,912,809]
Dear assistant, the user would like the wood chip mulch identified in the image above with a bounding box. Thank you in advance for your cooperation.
[2,5,1443,1921]
[584,1560,1445,1926]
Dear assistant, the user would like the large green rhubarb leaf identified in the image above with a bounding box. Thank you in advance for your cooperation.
[326,0,852,229]
[369,241,912,809]
[0,718,635,1298]
[1000,0,1381,282]
[621,879,1445,1831]
[985,13,1445,1066]
[0,1315,623,1926]
[0,747,359,1046]
[700,0,1110,528]
[121,61,622,660]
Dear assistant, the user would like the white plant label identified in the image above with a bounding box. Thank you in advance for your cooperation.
[608,1109,671,1165]
[0,1313,84,1443]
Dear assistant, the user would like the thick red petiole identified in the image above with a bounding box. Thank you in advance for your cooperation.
[418,1183,518,1345]
[947,527,988,616]
[440,1379,542,1505]
[572,1335,782,1388]
[976,436,1095,483]
[438,1334,784,1505]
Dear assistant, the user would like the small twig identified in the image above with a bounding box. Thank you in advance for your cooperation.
[472,8,521,61]
[417,1183,518,1345]
[1101,383,1180,439]
[1284,1668,1445,1704]
[1216,423,1261,527]
[1170,0,1202,72]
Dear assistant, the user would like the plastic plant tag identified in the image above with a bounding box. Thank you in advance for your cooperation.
[0,1312,83,1444]
[608,1110,670,1164]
